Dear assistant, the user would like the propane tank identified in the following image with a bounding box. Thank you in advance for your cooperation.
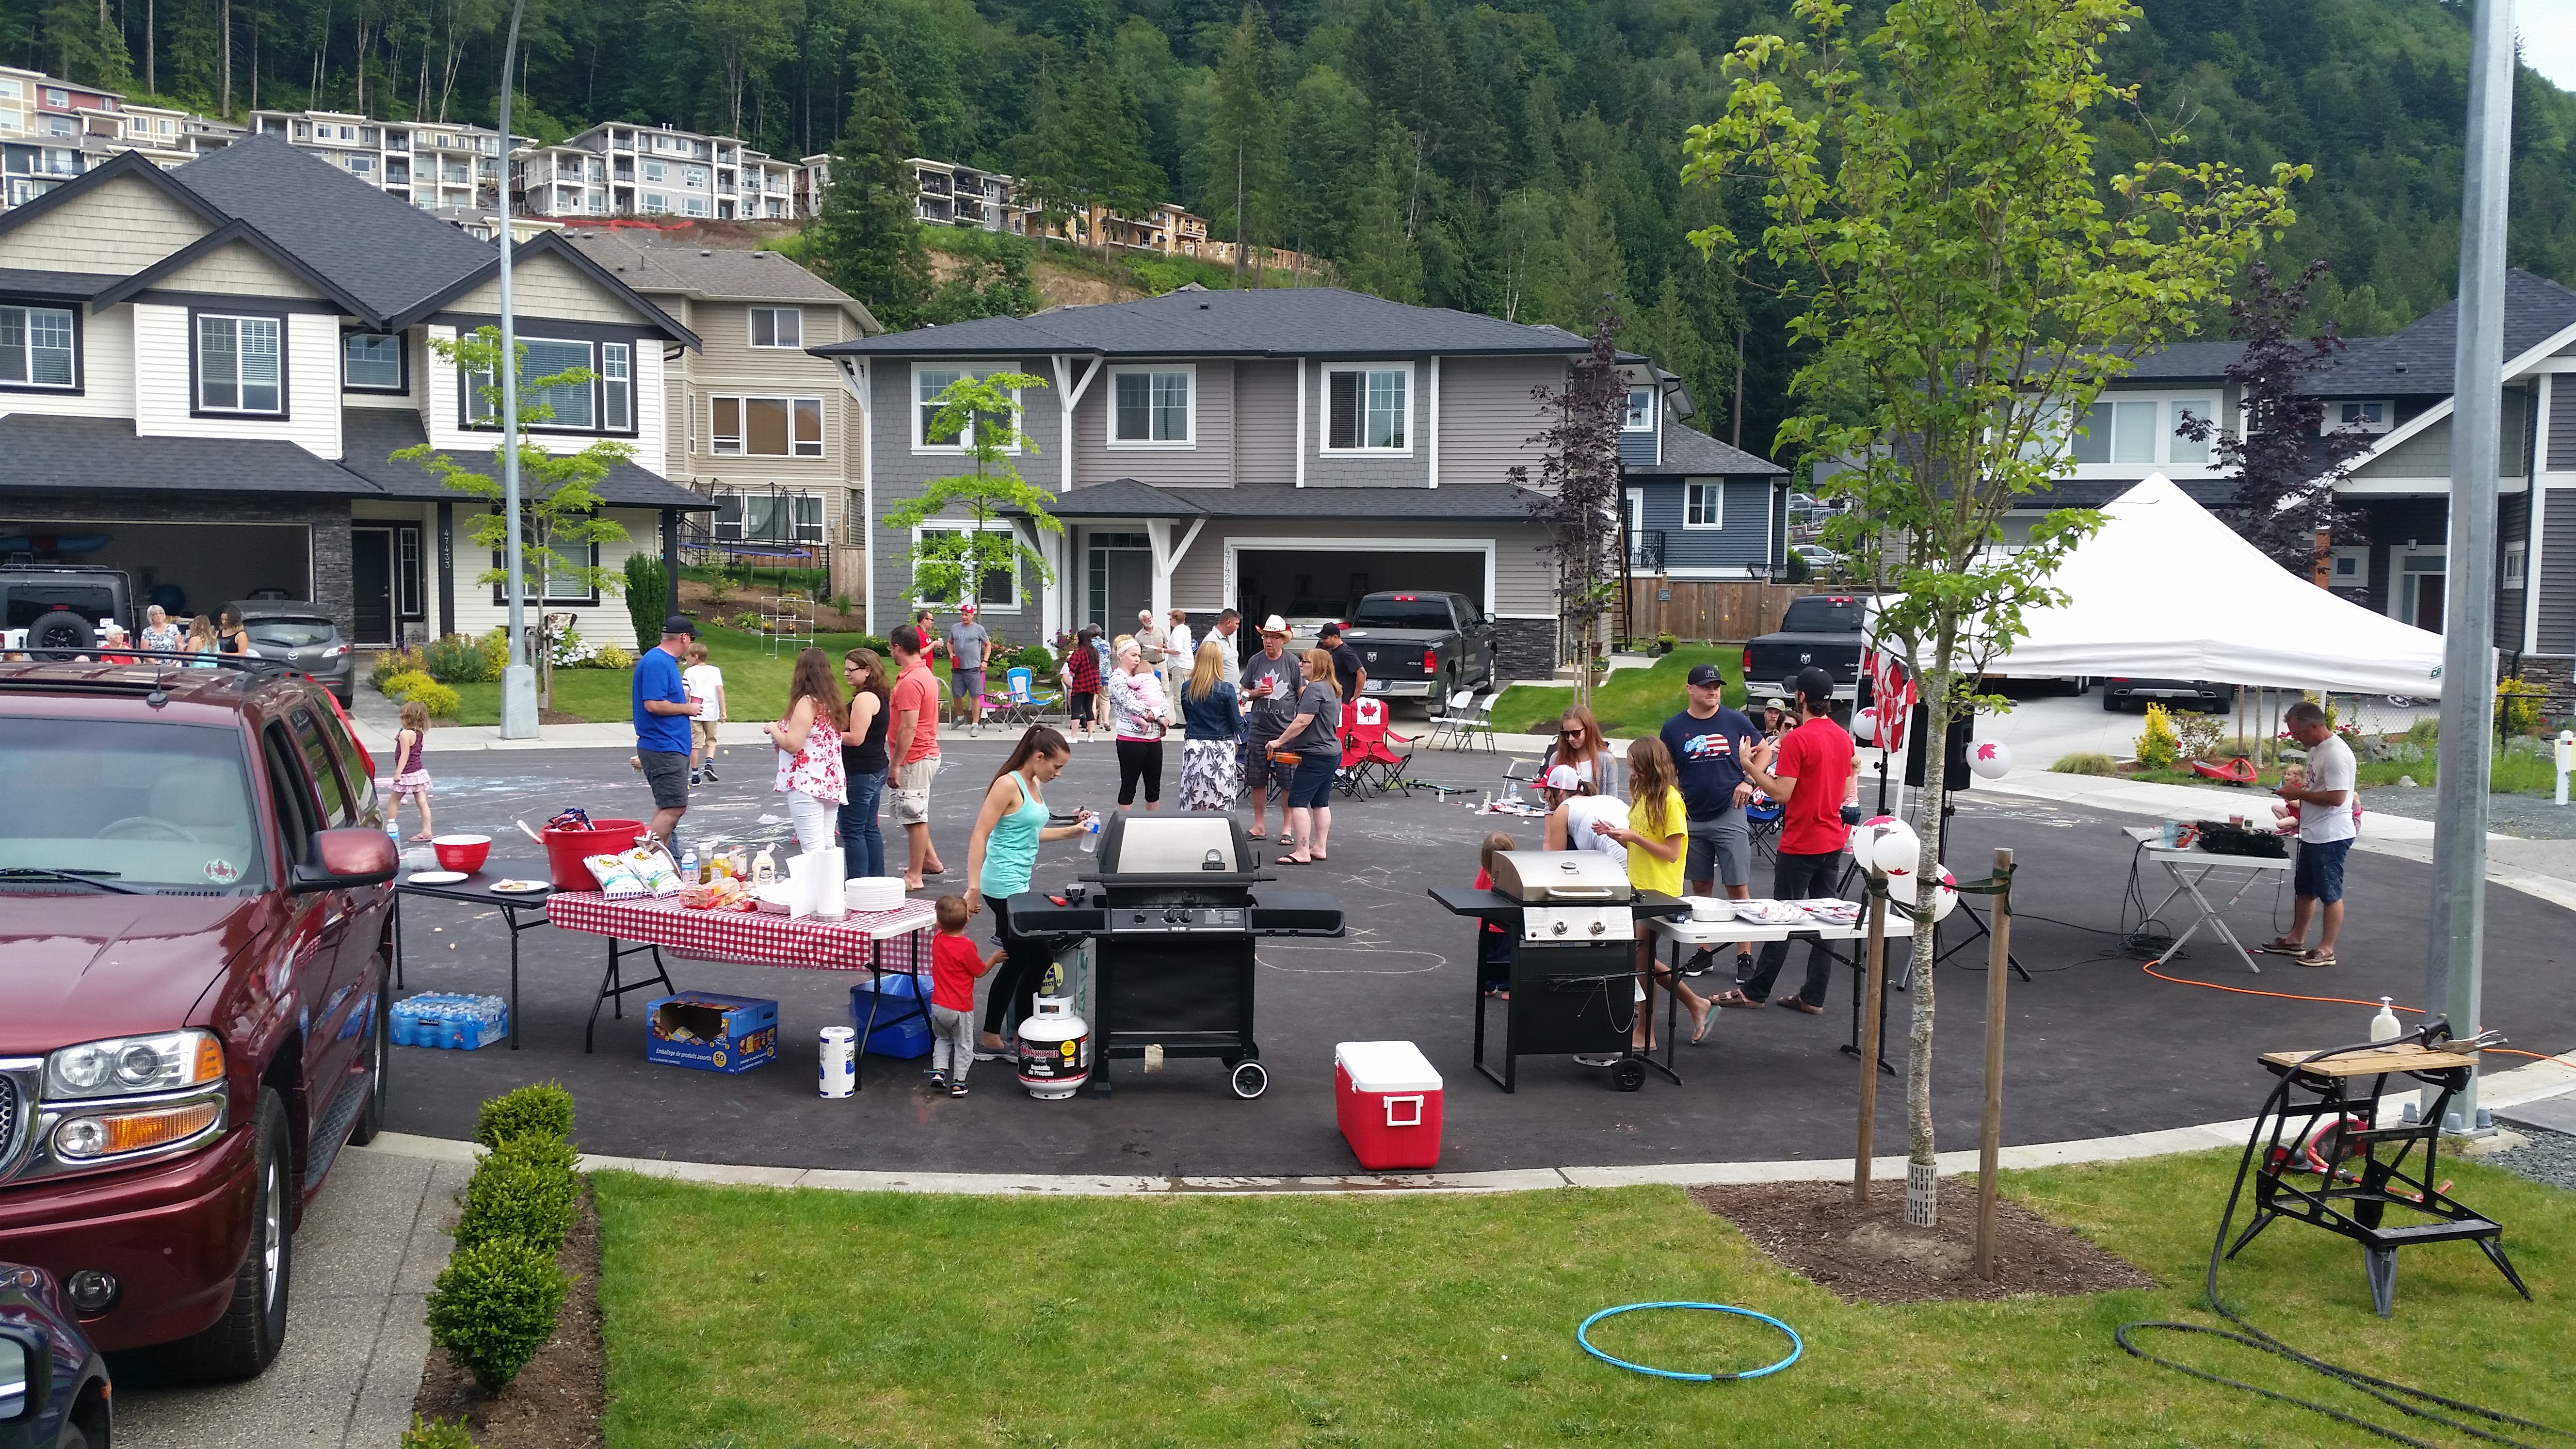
[1015,994,1091,1099]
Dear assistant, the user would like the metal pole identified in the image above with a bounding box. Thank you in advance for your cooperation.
[495,0,538,739]
[1855,889,1888,1202]
[2427,0,2513,1130]
[1975,848,2013,1280]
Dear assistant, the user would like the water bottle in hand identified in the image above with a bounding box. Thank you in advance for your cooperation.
[1079,812,1101,853]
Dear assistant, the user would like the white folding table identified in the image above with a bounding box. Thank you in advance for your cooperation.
[1646,909,1918,1074]
[2122,825,2295,975]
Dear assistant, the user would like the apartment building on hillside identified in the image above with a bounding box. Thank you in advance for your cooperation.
[246,108,516,211]
[517,123,799,222]
[0,67,240,211]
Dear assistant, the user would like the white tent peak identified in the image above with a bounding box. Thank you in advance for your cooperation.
[1990,472,2450,695]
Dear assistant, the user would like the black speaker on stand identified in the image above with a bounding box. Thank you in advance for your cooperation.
[1892,703,2030,985]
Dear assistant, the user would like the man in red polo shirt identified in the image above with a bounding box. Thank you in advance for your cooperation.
[1720,666,1855,1014]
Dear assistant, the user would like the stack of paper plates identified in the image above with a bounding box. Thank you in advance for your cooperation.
[845,876,906,913]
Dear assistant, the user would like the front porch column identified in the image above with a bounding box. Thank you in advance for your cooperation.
[660,509,681,621]
[436,500,456,639]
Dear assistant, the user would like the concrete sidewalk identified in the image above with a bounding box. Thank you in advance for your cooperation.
[115,1148,472,1449]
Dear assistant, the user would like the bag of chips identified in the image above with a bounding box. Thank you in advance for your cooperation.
[621,843,684,897]
[584,853,646,898]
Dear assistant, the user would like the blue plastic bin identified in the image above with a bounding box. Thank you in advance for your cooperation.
[849,975,932,1059]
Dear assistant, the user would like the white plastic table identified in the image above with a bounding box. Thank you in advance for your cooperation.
[2122,825,2295,975]
[1647,908,1918,1073]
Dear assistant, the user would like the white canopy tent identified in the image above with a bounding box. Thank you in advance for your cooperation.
[1987,473,2453,696]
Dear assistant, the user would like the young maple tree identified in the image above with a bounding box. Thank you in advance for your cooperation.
[1510,302,1626,706]
[882,372,1063,612]
[1686,0,2301,1227]
[2176,258,2371,575]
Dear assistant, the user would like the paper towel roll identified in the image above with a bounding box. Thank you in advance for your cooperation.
[813,844,847,920]
[785,852,819,919]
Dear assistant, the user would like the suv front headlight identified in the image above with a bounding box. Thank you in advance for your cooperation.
[46,1029,224,1100]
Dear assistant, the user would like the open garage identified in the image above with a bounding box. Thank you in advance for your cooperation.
[1229,545,1487,623]
[0,517,315,622]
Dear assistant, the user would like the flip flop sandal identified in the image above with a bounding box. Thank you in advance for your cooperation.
[1248,831,1267,840]
[1776,997,1824,1015]
[1690,1008,1718,1046]
[2297,950,2337,967]
[1275,854,1312,866]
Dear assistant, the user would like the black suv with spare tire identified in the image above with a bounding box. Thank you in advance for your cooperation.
[0,652,397,1379]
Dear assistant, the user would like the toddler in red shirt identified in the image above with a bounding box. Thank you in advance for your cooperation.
[930,895,1000,1096]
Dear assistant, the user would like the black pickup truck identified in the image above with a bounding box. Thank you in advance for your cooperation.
[1741,594,1876,702]
[1341,592,1498,703]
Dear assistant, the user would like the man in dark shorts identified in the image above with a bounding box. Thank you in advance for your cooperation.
[1723,666,1855,1014]
[1240,614,1302,840]
[631,615,705,850]
[946,601,992,736]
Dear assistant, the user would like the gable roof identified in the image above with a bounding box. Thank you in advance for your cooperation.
[566,231,879,333]
[393,230,700,345]
[2112,340,2245,382]
[89,216,378,319]
[1632,418,1787,477]
[0,135,695,341]
[1030,477,1546,522]
[2300,268,2576,397]
[812,286,1591,360]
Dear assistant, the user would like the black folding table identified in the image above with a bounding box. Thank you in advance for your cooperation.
[391,859,560,1051]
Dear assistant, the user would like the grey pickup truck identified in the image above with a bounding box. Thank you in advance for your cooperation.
[1340,592,1498,702]
[1742,594,1876,702]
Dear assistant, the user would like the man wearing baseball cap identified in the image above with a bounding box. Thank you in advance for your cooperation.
[946,602,992,736]
[1240,615,1301,839]
[632,615,706,849]
[1721,665,1855,1014]
[1661,662,1761,977]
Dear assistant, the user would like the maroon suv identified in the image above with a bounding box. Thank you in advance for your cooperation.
[0,657,397,1378]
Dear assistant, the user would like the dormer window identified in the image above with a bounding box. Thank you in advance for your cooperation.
[1625,386,1656,431]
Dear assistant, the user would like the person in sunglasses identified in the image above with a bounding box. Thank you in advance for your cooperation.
[1540,707,1613,794]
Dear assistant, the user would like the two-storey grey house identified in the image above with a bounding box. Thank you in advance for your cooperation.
[813,288,1778,676]
[1616,367,1790,580]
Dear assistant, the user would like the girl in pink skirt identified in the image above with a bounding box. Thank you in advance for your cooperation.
[389,699,435,840]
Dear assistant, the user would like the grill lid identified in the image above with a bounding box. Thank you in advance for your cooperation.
[1081,813,1267,899]
[1489,850,1632,902]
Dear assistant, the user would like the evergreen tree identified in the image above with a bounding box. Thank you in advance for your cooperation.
[1624,273,1720,434]
[1185,3,1279,283]
[1010,60,1082,255]
[1276,64,1371,267]
[813,44,931,329]
[1340,130,1422,303]
[1068,37,1162,255]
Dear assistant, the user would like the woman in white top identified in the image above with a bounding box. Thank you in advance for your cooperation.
[1162,609,1194,717]
[1106,640,1171,812]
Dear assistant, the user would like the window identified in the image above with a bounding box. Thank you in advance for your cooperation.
[912,365,1019,451]
[2332,400,2392,435]
[643,160,666,182]
[2069,395,2215,467]
[1684,481,1723,528]
[1110,367,1191,445]
[684,166,707,189]
[488,513,600,604]
[643,193,669,213]
[1324,365,1408,451]
[912,523,1018,608]
[601,343,631,431]
[342,331,404,391]
[749,306,802,348]
[196,314,282,414]
[522,338,594,428]
[682,196,708,217]
[710,396,823,457]
[0,305,75,388]
[287,707,352,827]
[2506,546,2527,586]
[1625,385,1657,431]
[713,491,825,544]
[347,154,372,176]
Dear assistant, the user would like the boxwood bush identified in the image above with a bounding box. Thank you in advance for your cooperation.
[473,1081,576,1147]
[425,1238,568,1393]
[456,1136,580,1256]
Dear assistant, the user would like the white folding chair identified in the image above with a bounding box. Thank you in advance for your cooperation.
[1425,688,1477,750]
[1462,691,1500,753]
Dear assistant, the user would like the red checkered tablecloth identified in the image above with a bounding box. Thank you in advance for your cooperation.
[544,892,938,972]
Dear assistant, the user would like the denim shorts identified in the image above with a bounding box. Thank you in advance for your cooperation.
[2293,837,2352,903]
[1686,811,1752,889]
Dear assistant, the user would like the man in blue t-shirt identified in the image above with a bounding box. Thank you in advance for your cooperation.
[1659,662,1760,976]
[632,615,705,849]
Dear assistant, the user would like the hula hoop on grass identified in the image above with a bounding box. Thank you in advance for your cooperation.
[1576,1302,1803,1382]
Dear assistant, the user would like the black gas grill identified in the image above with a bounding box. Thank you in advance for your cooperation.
[1006,814,1342,1099]
[1432,852,1684,1093]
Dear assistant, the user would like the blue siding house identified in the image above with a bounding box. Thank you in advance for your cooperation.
[1619,370,1789,580]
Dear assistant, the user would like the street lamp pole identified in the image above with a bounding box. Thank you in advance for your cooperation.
[494,0,538,739]
[2426,0,2513,1130]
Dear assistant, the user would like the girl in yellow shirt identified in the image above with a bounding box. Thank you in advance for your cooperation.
[1590,737,1714,1047]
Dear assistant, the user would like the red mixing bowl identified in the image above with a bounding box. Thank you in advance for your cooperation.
[432,835,493,873]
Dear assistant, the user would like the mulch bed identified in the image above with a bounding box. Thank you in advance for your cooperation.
[411,1189,607,1448]
[1692,1178,2155,1304]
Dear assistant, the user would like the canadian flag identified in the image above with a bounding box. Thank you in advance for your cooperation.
[1863,645,1916,753]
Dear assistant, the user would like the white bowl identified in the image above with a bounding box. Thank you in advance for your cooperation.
[1685,896,1734,922]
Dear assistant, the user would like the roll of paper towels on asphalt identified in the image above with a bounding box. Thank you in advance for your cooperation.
[818,1026,856,1098]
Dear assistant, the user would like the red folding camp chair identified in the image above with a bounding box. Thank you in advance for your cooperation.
[1337,697,1417,799]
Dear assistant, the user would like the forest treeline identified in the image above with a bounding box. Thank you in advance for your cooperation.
[13,0,2576,459]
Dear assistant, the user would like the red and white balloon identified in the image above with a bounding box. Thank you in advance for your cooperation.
[1968,740,2013,780]
[1919,865,1960,922]
[1852,706,1878,743]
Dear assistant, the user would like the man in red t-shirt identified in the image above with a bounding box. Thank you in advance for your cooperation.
[1720,666,1855,1014]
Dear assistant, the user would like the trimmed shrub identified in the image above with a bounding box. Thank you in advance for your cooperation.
[2135,703,2180,770]
[409,680,462,720]
[592,644,633,671]
[1013,644,1056,673]
[474,1081,576,1147]
[401,1415,479,1448]
[2051,752,2116,776]
[622,552,668,650]
[425,1238,568,1393]
[381,670,435,702]
[456,1136,580,1256]
[476,630,511,678]
[421,633,493,685]
[370,647,426,691]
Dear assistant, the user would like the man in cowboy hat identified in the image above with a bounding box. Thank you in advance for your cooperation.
[1240,614,1301,840]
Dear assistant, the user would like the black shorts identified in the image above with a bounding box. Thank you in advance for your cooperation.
[639,749,690,810]
[1248,749,1299,793]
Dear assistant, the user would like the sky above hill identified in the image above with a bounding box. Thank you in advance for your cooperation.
[2526,13,2576,95]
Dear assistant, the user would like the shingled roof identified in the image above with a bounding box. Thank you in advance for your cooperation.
[2300,268,2576,397]
[567,230,880,334]
[813,286,1592,360]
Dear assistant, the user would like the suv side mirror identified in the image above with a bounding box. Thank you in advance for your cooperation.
[0,1329,39,1423]
[291,827,400,894]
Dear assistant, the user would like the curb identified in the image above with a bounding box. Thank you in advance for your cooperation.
[352,1054,2576,1198]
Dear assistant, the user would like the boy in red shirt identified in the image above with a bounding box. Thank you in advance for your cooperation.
[1721,666,1855,1014]
[929,895,1000,1096]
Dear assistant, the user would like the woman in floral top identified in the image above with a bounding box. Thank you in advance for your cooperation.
[766,646,848,855]
[1106,639,1170,812]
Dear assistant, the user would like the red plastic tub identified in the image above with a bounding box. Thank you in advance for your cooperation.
[1334,1040,1444,1172]
[541,818,645,891]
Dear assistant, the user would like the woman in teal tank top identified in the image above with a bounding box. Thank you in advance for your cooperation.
[965,725,1095,1057]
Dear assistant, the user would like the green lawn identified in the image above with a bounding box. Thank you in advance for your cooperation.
[592,1151,2574,1448]
[1491,648,1746,738]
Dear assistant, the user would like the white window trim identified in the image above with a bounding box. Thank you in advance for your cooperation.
[909,363,1023,455]
[909,517,1025,612]
[708,394,826,458]
[1105,362,1196,449]
[1624,384,1658,432]
[2064,391,2226,471]
[2327,399,2394,435]
[1683,479,1724,530]
[2505,544,2527,585]
[1318,361,1415,456]
[749,306,803,349]
[0,303,78,390]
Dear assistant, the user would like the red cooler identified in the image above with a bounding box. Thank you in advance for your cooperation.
[1335,1040,1444,1171]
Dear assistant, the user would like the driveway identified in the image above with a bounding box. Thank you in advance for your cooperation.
[1980,688,2440,769]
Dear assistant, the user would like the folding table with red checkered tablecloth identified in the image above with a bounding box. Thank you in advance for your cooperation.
[543,893,938,1076]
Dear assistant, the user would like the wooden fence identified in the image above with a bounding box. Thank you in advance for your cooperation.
[1616,580,1817,644]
